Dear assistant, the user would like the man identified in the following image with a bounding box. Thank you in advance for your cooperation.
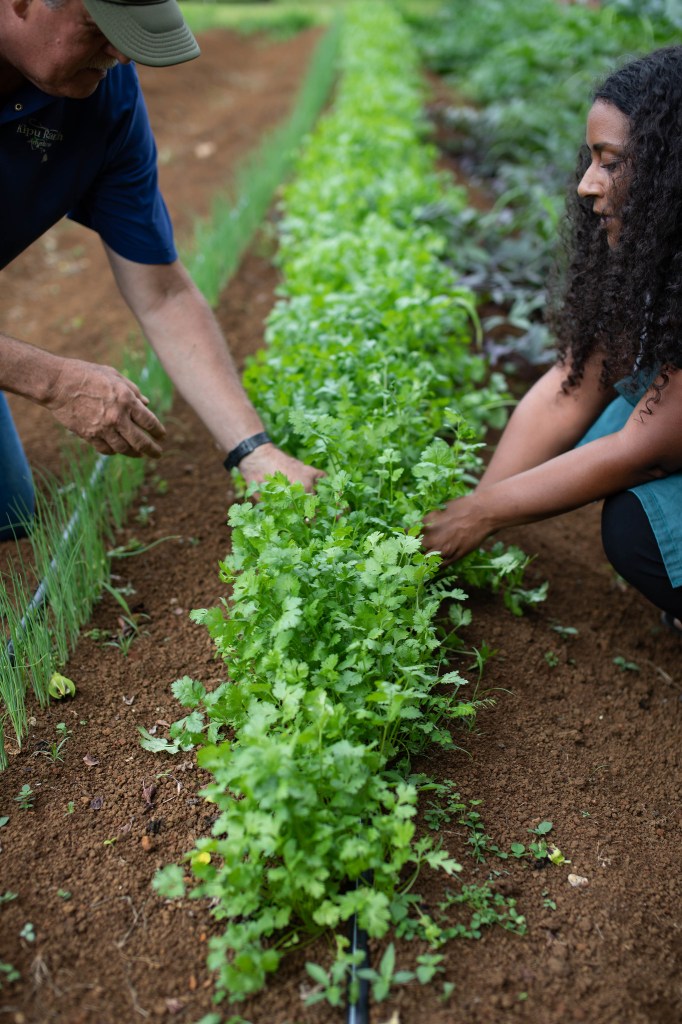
[0,0,319,539]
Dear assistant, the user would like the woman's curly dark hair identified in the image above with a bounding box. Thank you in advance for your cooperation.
[551,46,682,398]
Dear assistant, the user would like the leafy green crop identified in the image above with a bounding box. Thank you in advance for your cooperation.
[407,0,680,366]
[150,1,540,1006]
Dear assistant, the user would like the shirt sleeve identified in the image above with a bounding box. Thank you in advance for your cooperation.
[68,65,177,265]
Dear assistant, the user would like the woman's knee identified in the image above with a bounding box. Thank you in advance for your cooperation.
[601,491,682,616]
[601,491,645,581]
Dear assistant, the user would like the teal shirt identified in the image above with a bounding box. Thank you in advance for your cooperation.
[579,376,682,587]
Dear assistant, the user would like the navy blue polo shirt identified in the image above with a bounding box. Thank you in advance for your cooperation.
[1,63,176,270]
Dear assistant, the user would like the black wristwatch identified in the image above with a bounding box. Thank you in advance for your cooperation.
[223,432,272,471]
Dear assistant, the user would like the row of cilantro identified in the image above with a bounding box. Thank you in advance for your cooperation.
[0,11,340,769]
[404,0,680,366]
[152,3,534,1009]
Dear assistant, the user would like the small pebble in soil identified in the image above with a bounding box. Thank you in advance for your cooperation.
[568,873,589,887]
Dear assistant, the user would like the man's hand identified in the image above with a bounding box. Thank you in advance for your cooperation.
[44,357,166,458]
[422,493,492,566]
[238,443,324,491]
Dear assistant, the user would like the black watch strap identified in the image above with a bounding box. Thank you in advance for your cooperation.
[223,432,272,471]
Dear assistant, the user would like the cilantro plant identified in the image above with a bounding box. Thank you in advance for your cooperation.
[151,1,539,1007]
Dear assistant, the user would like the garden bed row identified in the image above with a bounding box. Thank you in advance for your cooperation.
[149,3,540,1014]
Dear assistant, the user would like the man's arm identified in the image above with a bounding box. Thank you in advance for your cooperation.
[105,246,321,489]
[0,330,166,457]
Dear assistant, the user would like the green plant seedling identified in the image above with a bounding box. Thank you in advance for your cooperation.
[439,981,456,1003]
[57,889,72,901]
[542,890,557,910]
[19,922,35,943]
[0,816,8,828]
[101,580,150,655]
[435,882,527,940]
[423,779,466,831]
[135,504,155,526]
[466,642,497,680]
[527,819,553,859]
[152,474,168,495]
[0,891,18,905]
[65,801,75,815]
[544,650,559,668]
[551,623,578,639]
[39,722,72,764]
[47,672,76,699]
[14,784,34,811]
[356,943,415,1002]
[462,805,497,861]
[305,946,365,1009]
[0,961,20,988]
[415,952,445,984]
[613,655,639,672]
[84,627,112,644]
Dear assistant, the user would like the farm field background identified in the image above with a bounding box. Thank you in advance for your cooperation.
[1,4,681,1024]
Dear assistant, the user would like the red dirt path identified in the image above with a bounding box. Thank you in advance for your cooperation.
[0,26,681,1024]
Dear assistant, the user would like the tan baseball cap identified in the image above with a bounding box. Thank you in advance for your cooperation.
[82,0,200,67]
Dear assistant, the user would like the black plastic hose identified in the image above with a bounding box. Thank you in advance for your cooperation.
[346,875,371,1024]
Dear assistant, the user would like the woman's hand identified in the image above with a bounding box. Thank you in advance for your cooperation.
[422,492,495,566]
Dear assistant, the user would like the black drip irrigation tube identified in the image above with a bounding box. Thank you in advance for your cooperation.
[346,873,372,1024]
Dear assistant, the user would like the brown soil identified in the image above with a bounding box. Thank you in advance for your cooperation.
[1,28,681,1024]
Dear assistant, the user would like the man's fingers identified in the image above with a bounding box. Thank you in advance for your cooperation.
[111,416,164,459]
[130,400,166,442]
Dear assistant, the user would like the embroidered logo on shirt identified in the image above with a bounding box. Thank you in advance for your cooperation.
[16,118,64,162]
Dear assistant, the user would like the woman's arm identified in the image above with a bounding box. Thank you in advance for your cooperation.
[477,351,615,490]
[422,363,682,564]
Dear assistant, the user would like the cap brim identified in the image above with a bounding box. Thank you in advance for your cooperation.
[82,0,200,67]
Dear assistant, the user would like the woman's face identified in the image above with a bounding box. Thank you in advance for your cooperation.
[577,99,631,248]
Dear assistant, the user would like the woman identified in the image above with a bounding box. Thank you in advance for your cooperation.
[422,46,682,633]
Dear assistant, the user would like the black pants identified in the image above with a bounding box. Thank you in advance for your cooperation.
[602,491,682,619]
